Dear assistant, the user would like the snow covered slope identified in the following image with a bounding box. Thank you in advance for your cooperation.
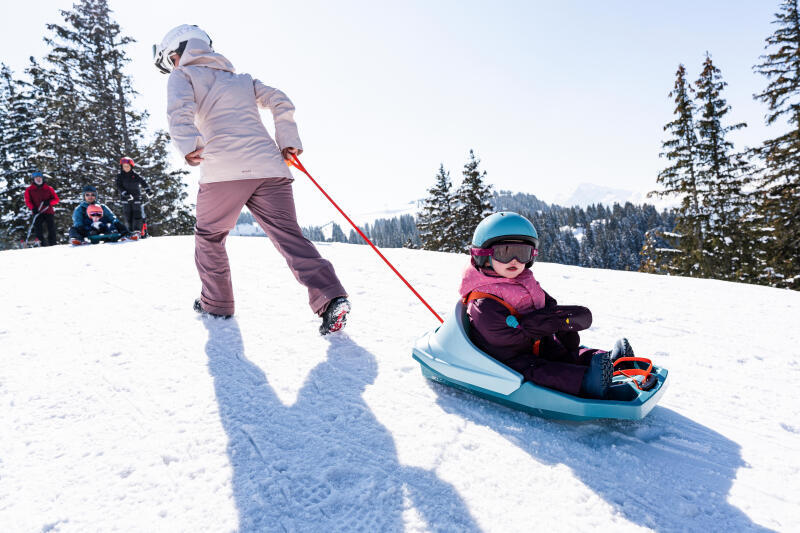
[0,237,798,532]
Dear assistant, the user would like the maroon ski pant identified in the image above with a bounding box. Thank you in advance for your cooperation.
[195,177,347,316]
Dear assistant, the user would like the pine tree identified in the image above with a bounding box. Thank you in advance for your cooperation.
[453,150,493,250]
[0,64,42,246]
[652,64,709,277]
[753,0,800,289]
[330,223,347,243]
[639,229,681,274]
[694,53,751,281]
[137,131,194,235]
[416,164,457,251]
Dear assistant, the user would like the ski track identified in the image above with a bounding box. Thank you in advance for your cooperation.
[0,236,798,532]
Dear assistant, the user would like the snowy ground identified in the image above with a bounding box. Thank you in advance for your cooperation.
[0,236,798,532]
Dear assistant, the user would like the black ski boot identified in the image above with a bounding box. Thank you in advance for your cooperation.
[609,337,634,362]
[320,297,351,335]
[193,298,231,319]
[580,351,613,399]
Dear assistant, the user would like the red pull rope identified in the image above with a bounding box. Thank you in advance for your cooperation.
[289,154,444,323]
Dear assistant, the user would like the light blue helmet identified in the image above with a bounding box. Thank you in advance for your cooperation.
[470,212,539,268]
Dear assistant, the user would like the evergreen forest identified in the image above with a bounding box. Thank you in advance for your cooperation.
[3,0,799,291]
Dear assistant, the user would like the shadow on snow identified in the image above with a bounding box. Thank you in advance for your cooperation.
[428,380,774,533]
[202,318,480,533]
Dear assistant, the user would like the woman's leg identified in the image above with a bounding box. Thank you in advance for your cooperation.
[195,180,258,315]
[246,178,347,315]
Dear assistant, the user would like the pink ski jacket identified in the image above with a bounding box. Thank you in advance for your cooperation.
[166,39,302,183]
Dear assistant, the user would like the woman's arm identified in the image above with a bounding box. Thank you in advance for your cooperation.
[253,79,303,153]
[167,70,205,160]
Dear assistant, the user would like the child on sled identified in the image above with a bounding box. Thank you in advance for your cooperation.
[460,212,634,399]
[69,185,137,245]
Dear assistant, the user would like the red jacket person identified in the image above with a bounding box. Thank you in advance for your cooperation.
[24,171,60,246]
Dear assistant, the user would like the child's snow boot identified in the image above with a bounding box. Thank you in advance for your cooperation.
[609,337,634,362]
[70,238,84,246]
[580,351,613,399]
[320,296,350,335]
[193,298,231,319]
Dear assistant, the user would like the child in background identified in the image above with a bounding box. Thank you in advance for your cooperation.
[69,185,135,245]
[116,156,152,234]
[461,212,633,399]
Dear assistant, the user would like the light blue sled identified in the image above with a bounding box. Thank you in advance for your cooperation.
[412,302,669,421]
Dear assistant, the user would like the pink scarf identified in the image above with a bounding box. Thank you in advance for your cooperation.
[459,265,546,313]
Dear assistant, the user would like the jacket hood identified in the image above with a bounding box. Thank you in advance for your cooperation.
[178,38,235,72]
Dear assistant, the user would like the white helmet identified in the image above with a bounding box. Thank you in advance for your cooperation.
[153,24,212,74]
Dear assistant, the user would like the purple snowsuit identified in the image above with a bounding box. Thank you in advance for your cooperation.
[460,265,599,396]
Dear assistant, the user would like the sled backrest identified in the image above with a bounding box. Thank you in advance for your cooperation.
[413,302,523,395]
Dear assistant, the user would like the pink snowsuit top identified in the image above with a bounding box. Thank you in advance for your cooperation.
[458,265,546,312]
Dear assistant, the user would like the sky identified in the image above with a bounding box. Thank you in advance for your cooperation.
[0,1,782,226]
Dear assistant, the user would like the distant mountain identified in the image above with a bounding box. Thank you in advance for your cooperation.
[351,199,423,226]
[552,182,677,210]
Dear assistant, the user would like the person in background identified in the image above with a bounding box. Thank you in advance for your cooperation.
[115,156,152,235]
[69,185,136,245]
[24,171,60,246]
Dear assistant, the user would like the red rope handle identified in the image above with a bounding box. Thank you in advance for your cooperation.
[289,154,444,323]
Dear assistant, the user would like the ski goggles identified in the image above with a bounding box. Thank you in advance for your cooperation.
[89,213,102,217]
[470,243,538,264]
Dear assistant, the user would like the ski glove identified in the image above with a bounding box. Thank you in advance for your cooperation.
[551,305,592,332]
[518,305,592,336]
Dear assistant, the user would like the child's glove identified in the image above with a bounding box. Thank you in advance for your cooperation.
[519,305,592,336]
[552,305,592,332]
[92,220,103,229]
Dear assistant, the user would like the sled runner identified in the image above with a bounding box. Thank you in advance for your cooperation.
[412,302,669,421]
